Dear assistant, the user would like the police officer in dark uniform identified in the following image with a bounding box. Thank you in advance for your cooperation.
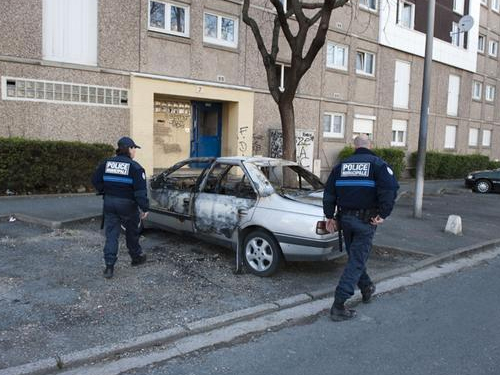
[92,137,149,279]
[323,135,399,321]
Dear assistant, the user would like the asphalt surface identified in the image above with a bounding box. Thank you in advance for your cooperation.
[0,194,101,222]
[127,252,500,375]
[0,219,419,369]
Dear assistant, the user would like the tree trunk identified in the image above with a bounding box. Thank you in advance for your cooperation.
[278,99,296,162]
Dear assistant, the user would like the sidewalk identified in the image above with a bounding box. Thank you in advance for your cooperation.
[0,194,102,226]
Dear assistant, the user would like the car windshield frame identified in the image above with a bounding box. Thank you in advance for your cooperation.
[245,162,324,196]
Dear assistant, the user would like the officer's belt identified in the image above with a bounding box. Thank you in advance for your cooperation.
[339,208,378,222]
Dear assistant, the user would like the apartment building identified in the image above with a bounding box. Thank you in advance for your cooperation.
[0,0,498,179]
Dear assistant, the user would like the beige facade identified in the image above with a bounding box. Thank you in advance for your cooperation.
[1,0,499,180]
[130,74,254,174]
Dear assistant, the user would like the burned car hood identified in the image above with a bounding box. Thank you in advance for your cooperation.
[283,190,324,207]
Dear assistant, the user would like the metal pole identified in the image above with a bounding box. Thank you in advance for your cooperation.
[414,0,436,219]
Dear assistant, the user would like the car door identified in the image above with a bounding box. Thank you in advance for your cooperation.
[148,159,212,232]
[193,161,258,243]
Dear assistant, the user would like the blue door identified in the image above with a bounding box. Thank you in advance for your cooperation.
[191,102,222,162]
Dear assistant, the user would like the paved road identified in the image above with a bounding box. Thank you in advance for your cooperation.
[0,195,101,221]
[128,254,500,375]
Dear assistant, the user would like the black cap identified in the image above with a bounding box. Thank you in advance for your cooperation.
[117,136,141,149]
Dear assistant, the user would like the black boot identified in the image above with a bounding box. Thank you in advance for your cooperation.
[330,301,356,322]
[131,254,147,266]
[103,265,114,279]
[361,284,376,303]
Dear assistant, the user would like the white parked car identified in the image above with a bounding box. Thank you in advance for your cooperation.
[145,157,341,276]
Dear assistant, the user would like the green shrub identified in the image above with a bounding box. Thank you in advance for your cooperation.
[409,151,496,179]
[0,137,114,195]
[488,160,500,170]
[337,146,406,179]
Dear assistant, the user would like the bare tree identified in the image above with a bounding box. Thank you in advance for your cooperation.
[242,0,350,162]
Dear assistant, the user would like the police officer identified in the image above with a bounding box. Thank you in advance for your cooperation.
[323,135,399,321]
[92,137,149,279]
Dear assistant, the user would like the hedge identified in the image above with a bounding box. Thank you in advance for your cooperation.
[0,138,114,195]
[338,146,406,179]
[409,151,500,179]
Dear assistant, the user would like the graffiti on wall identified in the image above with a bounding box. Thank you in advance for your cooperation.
[269,129,315,171]
[238,125,250,155]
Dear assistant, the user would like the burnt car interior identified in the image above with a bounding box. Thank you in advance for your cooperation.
[150,159,213,191]
[203,164,257,199]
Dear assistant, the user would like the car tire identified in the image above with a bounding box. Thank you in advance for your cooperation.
[474,179,492,194]
[243,229,282,277]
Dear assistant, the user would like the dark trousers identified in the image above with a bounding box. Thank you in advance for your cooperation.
[103,196,142,266]
[335,214,376,303]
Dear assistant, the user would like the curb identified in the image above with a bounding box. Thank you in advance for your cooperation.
[0,193,95,200]
[4,213,101,229]
[2,237,499,375]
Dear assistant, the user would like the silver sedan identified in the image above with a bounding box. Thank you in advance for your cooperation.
[145,157,341,276]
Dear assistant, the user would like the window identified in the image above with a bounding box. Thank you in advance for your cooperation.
[326,42,349,70]
[275,64,290,92]
[486,85,496,101]
[453,0,465,15]
[353,116,374,139]
[1,77,128,107]
[469,128,479,147]
[149,1,190,37]
[359,0,377,11]
[447,75,460,116]
[43,0,97,65]
[493,0,500,12]
[356,51,375,76]
[482,130,492,147]
[391,120,407,147]
[488,40,498,57]
[478,35,486,53]
[394,60,411,109]
[451,22,464,48]
[472,81,483,100]
[203,12,238,48]
[444,125,457,149]
[397,1,415,29]
[323,113,345,138]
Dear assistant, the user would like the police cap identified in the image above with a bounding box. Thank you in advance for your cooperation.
[117,136,141,149]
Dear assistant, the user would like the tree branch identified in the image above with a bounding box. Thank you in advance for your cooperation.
[301,3,326,9]
[270,17,281,60]
[242,0,281,102]
[269,0,296,47]
[300,0,349,75]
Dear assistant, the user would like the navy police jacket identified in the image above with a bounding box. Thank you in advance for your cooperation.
[323,148,399,220]
[92,155,149,212]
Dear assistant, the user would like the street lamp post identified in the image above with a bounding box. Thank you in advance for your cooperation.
[414,0,436,219]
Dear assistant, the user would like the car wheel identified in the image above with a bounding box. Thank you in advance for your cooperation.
[474,179,492,194]
[243,230,282,277]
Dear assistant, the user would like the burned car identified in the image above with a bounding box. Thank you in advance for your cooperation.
[145,157,341,276]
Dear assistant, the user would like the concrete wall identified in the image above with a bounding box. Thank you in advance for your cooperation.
[0,61,129,145]
[130,75,254,175]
